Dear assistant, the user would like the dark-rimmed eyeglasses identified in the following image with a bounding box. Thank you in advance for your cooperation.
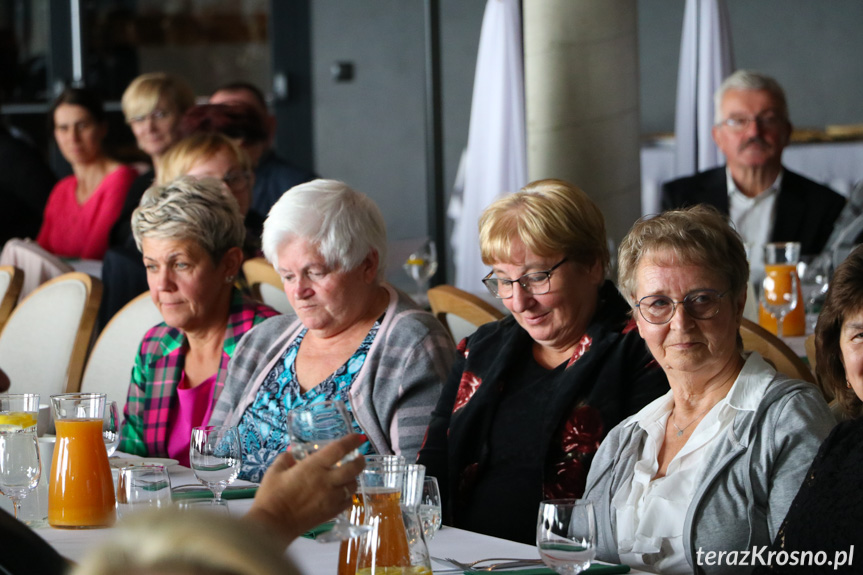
[636,289,729,324]
[482,258,567,299]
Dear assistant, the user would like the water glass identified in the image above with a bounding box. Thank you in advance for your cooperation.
[0,394,40,433]
[0,431,41,519]
[189,426,241,504]
[116,464,172,519]
[420,476,442,540]
[103,401,120,457]
[176,498,230,515]
[537,499,596,575]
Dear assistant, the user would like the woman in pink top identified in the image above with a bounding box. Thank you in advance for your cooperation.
[36,87,137,259]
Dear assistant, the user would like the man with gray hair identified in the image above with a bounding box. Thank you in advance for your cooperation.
[662,70,844,257]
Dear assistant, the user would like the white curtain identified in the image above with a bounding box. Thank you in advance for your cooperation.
[449,0,527,293]
[673,0,734,176]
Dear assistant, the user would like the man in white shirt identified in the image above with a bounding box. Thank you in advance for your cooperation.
[661,70,845,259]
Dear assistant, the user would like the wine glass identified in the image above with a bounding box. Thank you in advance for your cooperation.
[103,401,120,457]
[116,464,172,519]
[798,256,831,332]
[537,499,596,575]
[286,400,366,542]
[760,272,799,338]
[189,426,241,505]
[403,239,438,304]
[419,476,442,540]
[0,431,41,520]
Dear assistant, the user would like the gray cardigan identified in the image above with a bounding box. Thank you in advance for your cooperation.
[583,354,835,575]
[210,284,455,459]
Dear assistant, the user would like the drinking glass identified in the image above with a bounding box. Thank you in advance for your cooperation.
[0,431,41,519]
[176,499,230,515]
[798,256,831,332]
[0,394,40,433]
[419,476,442,540]
[116,464,172,519]
[189,426,241,505]
[403,239,438,303]
[537,499,596,575]
[103,401,120,457]
[760,272,799,338]
[287,400,366,542]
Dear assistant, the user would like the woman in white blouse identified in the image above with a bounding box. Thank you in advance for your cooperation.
[583,205,835,575]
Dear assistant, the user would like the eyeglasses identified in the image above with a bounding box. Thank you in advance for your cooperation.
[482,258,567,299]
[636,289,729,324]
[222,170,252,191]
[128,108,172,125]
[716,113,784,132]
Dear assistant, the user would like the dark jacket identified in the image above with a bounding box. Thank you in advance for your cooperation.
[662,166,846,255]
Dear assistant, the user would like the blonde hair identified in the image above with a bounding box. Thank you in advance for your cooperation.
[122,72,196,122]
[132,176,246,262]
[71,509,300,575]
[479,178,609,272]
[617,205,749,304]
[157,132,251,186]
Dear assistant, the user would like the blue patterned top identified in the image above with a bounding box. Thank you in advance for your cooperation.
[236,319,380,482]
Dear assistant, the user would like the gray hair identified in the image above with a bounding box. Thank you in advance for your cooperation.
[262,179,388,282]
[714,69,789,124]
[131,176,246,262]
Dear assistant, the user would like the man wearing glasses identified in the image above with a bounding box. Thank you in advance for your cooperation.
[661,70,845,259]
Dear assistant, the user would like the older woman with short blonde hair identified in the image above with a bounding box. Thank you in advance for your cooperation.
[418,178,668,544]
[584,205,834,574]
[118,177,277,464]
[210,179,454,482]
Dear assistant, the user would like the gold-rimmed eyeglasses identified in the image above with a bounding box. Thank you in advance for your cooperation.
[482,258,567,299]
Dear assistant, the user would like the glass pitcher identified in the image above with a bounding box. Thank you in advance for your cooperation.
[759,242,805,336]
[48,393,116,528]
[354,457,432,575]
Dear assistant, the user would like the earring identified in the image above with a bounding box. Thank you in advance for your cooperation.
[225,275,234,284]
[847,380,852,389]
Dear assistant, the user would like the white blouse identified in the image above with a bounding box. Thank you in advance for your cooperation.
[612,354,773,574]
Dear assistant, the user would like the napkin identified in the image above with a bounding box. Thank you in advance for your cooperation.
[460,565,629,575]
[171,486,258,501]
[301,521,335,539]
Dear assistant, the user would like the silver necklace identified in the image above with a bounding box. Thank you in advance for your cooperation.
[671,406,713,437]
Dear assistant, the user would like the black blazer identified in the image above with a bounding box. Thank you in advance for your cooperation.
[661,166,846,255]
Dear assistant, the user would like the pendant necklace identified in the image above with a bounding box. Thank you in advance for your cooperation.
[671,406,713,437]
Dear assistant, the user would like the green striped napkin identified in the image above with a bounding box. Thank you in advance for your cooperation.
[301,521,335,539]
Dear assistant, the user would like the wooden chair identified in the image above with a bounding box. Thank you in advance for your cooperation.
[0,272,102,399]
[0,266,23,333]
[80,292,163,411]
[242,257,291,314]
[427,284,505,343]
[804,333,817,372]
[740,318,815,383]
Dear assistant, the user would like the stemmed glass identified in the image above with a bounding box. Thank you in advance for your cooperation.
[537,499,596,575]
[760,272,799,338]
[189,425,241,505]
[286,400,367,542]
[419,476,442,541]
[103,401,120,457]
[403,239,438,304]
[0,431,41,520]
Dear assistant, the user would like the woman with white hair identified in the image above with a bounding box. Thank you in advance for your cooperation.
[210,179,455,482]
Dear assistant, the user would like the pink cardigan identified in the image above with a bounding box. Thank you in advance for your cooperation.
[36,165,137,259]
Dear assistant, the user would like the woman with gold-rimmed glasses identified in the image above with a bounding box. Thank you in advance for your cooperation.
[418,178,668,544]
[583,205,835,574]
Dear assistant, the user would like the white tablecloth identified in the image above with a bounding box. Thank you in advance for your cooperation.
[640,139,863,216]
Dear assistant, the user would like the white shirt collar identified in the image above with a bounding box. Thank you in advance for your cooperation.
[726,168,784,203]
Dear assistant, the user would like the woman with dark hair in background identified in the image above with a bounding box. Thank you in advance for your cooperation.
[36,86,136,259]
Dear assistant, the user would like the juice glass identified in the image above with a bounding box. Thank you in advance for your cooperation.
[48,393,116,528]
[759,243,805,336]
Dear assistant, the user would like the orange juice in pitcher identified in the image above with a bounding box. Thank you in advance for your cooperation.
[48,394,116,528]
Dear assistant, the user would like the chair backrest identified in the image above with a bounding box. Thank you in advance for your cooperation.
[0,272,102,399]
[0,266,23,333]
[427,284,505,343]
[242,257,282,290]
[251,281,292,315]
[804,333,817,372]
[740,318,815,383]
[80,291,163,410]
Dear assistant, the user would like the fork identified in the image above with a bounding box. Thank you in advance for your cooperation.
[441,556,545,571]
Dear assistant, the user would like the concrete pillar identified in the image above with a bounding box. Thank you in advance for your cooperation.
[523,0,641,244]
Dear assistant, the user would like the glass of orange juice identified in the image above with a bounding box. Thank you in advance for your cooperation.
[48,393,116,528]
[0,394,40,433]
[759,242,805,337]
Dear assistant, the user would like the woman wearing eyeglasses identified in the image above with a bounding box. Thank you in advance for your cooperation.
[582,205,835,574]
[417,179,668,544]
